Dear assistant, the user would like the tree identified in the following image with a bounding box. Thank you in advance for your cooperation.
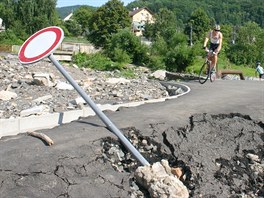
[0,0,59,39]
[64,20,82,36]
[105,28,148,64]
[226,22,263,65]
[15,0,59,35]
[0,0,16,30]
[186,8,211,43]
[144,8,178,42]
[164,32,194,72]
[73,6,95,35]
[87,0,131,48]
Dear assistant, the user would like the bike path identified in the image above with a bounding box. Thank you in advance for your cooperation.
[104,80,264,129]
[14,79,262,151]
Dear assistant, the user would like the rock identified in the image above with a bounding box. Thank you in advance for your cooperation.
[106,77,130,84]
[0,90,17,100]
[151,70,167,80]
[33,95,53,104]
[171,167,183,179]
[246,153,260,163]
[32,73,55,87]
[55,81,74,90]
[135,159,189,198]
[71,97,86,105]
[20,105,50,117]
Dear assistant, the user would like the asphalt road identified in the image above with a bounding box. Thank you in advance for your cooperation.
[0,79,263,198]
[106,80,264,128]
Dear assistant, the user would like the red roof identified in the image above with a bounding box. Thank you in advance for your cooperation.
[129,7,154,17]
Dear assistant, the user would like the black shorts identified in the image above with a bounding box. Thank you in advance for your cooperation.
[209,43,219,52]
[259,73,264,79]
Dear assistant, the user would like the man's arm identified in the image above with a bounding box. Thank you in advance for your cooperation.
[203,34,209,48]
[216,32,223,53]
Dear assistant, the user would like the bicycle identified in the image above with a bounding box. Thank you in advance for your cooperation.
[198,49,217,84]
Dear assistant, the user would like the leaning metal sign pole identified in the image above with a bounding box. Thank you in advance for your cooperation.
[18,26,149,166]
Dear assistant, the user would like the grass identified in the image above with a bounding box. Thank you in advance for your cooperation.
[186,54,257,77]
[63,36,91,44]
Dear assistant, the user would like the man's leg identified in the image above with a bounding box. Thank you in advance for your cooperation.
[211,55,217,71]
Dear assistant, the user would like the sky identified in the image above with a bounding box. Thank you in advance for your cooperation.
[56,0,134,8]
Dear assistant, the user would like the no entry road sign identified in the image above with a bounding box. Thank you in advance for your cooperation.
[18,26,64,64]
[18,26,149,166]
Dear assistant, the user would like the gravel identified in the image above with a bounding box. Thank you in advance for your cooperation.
[0,53,170,119]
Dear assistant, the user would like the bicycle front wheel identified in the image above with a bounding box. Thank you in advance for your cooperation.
[199,62,209,84]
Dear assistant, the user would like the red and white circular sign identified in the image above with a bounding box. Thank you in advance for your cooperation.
[18,26,64,64]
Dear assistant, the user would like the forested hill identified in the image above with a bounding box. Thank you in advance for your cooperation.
[56,5,95,19]
[127,0,264,27]
[56,5,81,19]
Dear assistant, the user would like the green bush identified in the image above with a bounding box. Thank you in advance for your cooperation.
[146,55,166,71]
[0,29,24,45]
[165,44,194,72]
[111,48,131,64]
[105,29,148,65]
[72,52,123,71]
[72,52,87,65]
[116,68,136,79]
[150,37,167,57]
[226,44,258,65]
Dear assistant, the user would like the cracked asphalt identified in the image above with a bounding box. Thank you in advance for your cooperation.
[0,80,263,197]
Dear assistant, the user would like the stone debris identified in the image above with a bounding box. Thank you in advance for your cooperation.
[246,153,261,163]
[0,90,17,100]
[0,53,178,119]
[33,95,53,104]
[171,167,183,179]
[32,72,55,87]
[102,128,191,197]
[20,105,50,117]
[134,160,189,198]
[150,70,167,80]
[106,77,131,84]
[55,80,74,90]
[166,85,185,96]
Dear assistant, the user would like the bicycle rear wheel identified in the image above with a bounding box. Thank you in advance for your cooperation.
[199,62,209,84]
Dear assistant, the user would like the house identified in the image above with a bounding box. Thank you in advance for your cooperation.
[129,7,154,36]
[63,12,73,22]
[0,18,5,32]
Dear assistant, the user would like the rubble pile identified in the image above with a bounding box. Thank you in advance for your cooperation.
[0,53,185,119]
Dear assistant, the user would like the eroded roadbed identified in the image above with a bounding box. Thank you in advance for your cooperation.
[0,113,263,197]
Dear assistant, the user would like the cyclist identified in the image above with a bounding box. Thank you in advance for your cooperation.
[203,24,223,72]
[255,61,264,80]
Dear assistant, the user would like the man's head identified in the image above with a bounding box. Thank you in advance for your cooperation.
[256,61,261,66]
[214,24,221,32]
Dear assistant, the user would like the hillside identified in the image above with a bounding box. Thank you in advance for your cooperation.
[56,5,81,19]
[127,0,264,27]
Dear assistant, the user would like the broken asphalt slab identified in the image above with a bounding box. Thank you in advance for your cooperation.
[0,80,263,197]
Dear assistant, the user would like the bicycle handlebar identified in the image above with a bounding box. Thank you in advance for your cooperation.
[205,49,216,56]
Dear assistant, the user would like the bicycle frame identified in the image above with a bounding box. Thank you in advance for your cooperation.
[206,50,215,69]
